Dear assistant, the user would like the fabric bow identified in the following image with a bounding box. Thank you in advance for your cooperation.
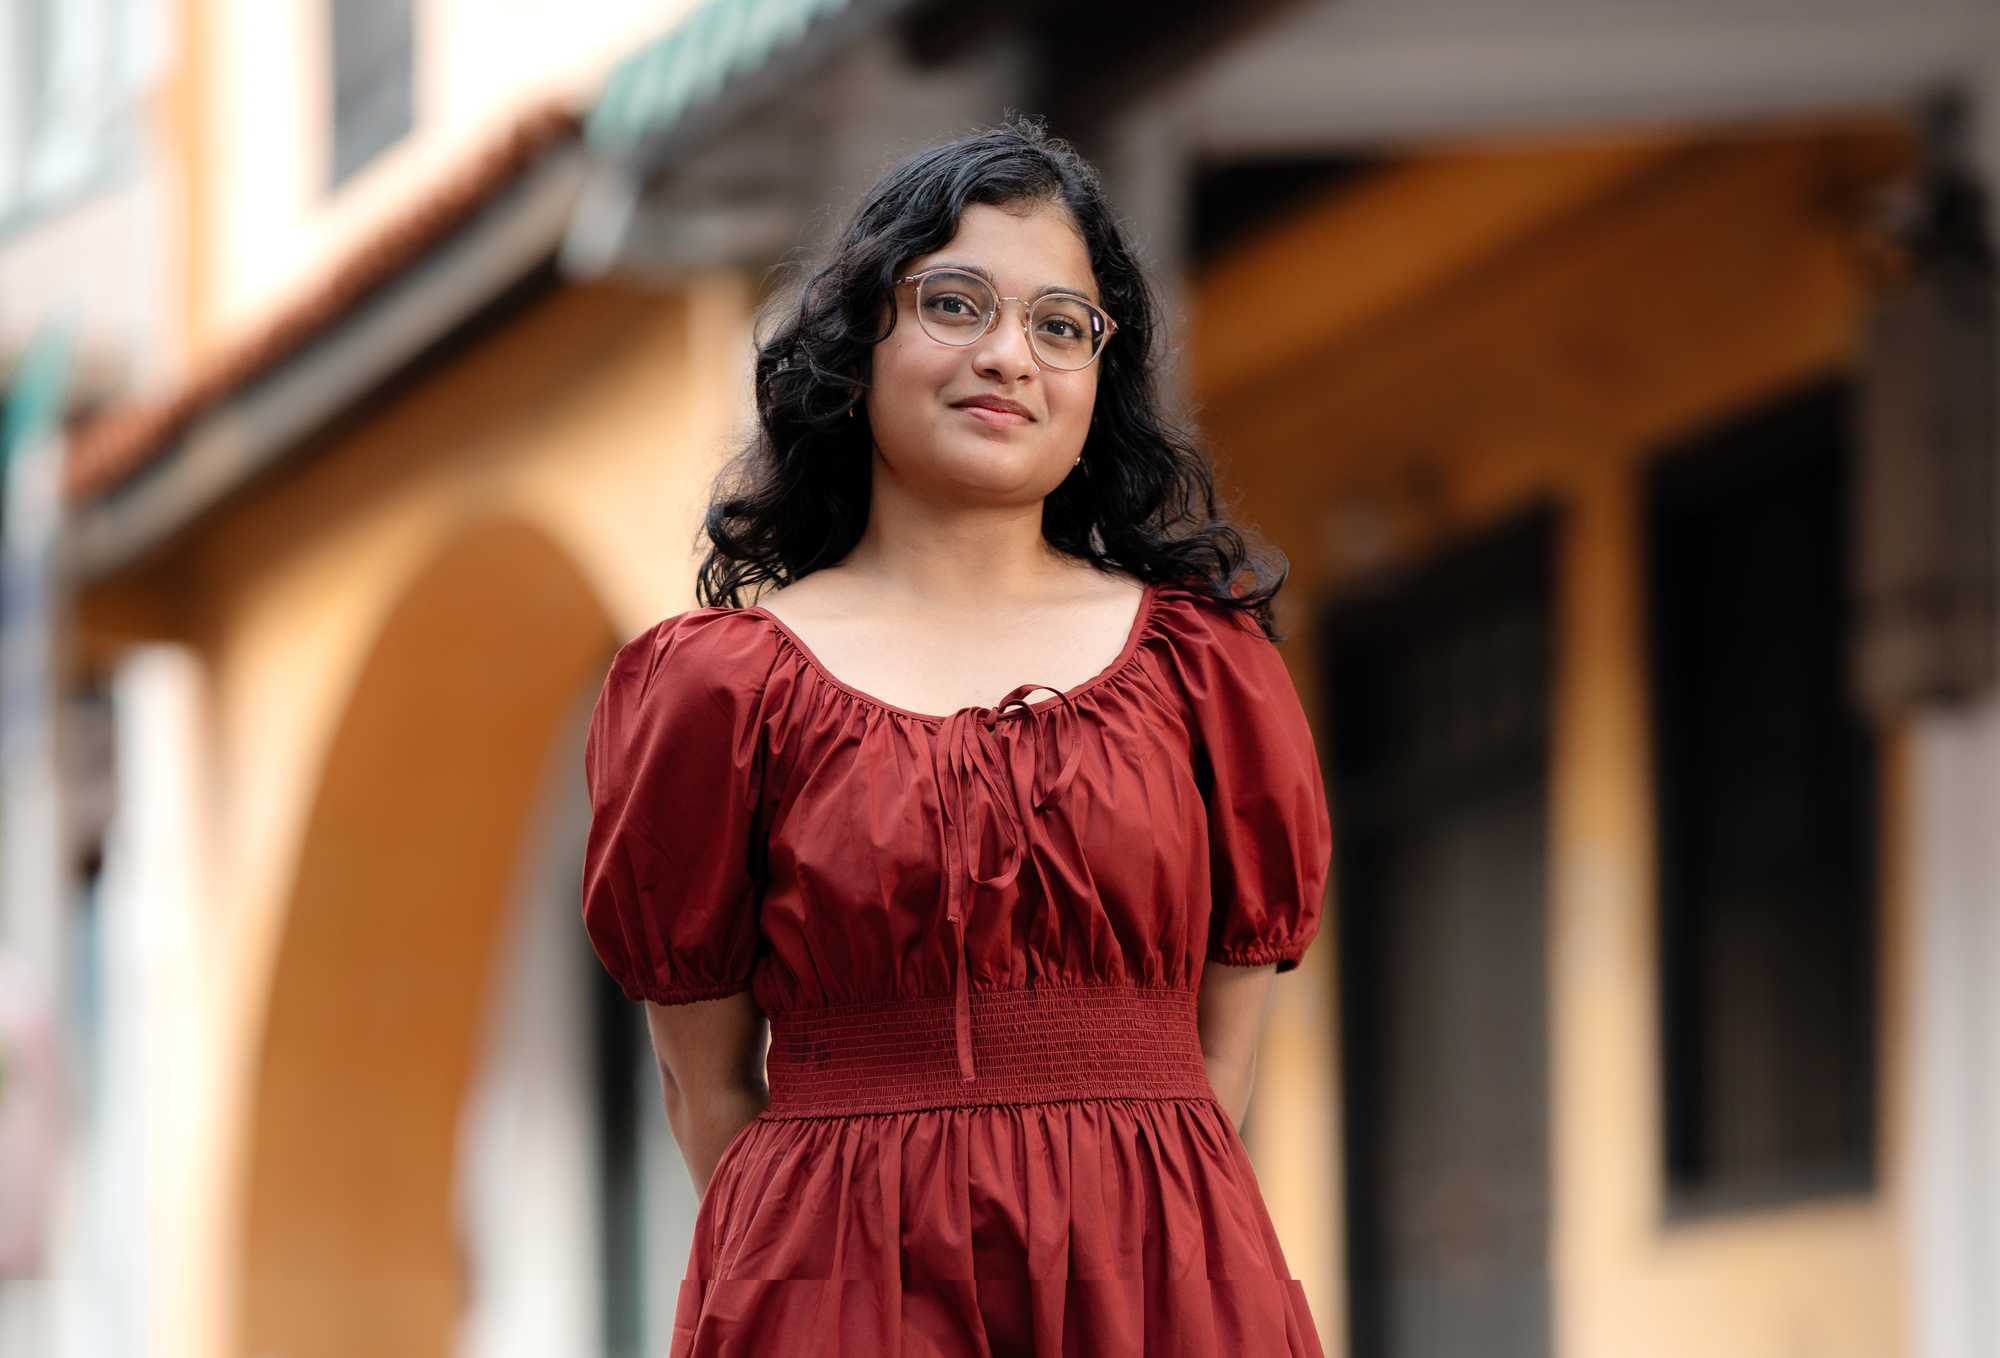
[933,682,1087,1081]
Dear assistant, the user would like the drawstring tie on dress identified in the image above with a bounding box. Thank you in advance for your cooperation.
[933,682,1086,1082]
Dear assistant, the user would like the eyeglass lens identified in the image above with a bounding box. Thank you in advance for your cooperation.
[914,270,1107,369]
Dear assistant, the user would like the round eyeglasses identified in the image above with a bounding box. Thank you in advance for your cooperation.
[894,268,1118,371]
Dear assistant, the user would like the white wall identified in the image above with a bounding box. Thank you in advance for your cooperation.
[1909,706,2000,1358]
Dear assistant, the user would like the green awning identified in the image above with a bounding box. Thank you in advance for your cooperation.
[2,323,74,476]
[588,0,906,161]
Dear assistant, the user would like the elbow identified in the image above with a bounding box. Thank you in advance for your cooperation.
[657,1060,689,1119]
[657,1063,704,1149]
[659,1060,767,1129]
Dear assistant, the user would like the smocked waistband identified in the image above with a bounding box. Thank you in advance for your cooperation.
[762,984,1215,1117]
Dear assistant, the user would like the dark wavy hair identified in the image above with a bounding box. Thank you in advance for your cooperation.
[694,111,1293,641]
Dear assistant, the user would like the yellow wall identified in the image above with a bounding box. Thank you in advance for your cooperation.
[1193,120,1918,1358]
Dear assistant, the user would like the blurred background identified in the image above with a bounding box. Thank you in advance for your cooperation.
[2,1,1998,1356]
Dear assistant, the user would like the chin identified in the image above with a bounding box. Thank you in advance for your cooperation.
[932,442,1048,487]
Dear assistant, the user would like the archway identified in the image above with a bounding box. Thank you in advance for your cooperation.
[236,516,618,1358]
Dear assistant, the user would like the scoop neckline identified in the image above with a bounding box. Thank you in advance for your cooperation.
[744,579,1158,725]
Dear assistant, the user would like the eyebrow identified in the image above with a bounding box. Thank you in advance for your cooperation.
[918,260,1099,304]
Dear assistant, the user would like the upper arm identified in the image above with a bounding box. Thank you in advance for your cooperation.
[1196,957,1278,1076]
[644,989,769,1101]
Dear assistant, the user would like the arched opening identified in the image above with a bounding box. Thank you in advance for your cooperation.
[236,516,618,1358]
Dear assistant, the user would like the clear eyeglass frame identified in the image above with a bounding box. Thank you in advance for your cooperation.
[893,267,1119,372]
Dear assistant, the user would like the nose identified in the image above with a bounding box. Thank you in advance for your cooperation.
[970,299,1039,383]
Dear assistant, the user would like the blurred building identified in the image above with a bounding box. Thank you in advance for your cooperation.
[3,3,1998,1358]
[3,5,176,1356]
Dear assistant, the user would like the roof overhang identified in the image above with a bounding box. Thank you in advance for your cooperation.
[561,0,1310,283]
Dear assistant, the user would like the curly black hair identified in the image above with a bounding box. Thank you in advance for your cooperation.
[693,111,1293,641]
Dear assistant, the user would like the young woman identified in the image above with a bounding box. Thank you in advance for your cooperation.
[582,114,1333,1356]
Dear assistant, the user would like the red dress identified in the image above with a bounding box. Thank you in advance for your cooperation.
[581,579,1334,1357]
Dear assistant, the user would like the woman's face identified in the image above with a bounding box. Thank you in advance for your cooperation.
[864,200,1102,499]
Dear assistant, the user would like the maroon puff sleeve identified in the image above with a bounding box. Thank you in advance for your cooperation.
[1188,604,1335,973]
[581,613,767,1005]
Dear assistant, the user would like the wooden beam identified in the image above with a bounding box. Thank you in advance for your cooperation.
[1190,132,1691,400]
[1192,121,1918,575]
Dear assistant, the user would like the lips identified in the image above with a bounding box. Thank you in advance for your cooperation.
[951,396,1035,421]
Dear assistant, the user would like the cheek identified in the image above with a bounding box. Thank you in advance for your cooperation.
[1055,378,1099,437]
[867,338,913,399]
[866,340,948,432]
[875,333,950,393]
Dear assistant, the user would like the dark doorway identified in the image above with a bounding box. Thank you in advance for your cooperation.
[1644,379,1880,1219]
[1325,505,1558,1358]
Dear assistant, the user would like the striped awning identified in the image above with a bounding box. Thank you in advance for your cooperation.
[587,0,912,161]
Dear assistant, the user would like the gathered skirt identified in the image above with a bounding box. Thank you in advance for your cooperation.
[667,985,1326,1357]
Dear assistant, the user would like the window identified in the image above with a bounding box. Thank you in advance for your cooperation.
[1645,378,1880,1217]
[0,0,158,232]
[329,0,413,189]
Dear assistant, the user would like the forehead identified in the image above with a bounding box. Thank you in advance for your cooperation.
[909,201,1096,295]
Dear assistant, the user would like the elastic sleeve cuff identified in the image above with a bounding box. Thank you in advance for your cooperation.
[1207,933,1314,971]
[622,977,756,1007]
